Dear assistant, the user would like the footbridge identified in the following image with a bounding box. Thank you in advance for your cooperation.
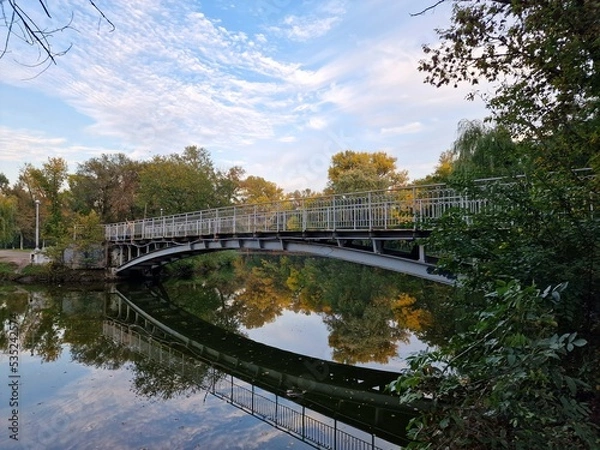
[105,183,485,284]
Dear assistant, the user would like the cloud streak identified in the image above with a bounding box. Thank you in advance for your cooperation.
[0,0,488,191]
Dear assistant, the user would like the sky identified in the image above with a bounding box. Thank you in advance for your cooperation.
[0,0,489,193]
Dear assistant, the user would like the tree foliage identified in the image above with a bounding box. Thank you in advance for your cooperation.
[236,175,284,204]
[448,119,520,179]
[19,158,69,243]
[420,0,600,170]
[326,150,409,193]
[390,281,598,449]
[69,154,141,223]
[136,146,242,215]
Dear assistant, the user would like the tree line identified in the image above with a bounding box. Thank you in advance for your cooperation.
[0,145,410,250]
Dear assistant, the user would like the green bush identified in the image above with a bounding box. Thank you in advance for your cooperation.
[390,281,599,449]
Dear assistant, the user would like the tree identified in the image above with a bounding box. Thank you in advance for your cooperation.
[448,119,520,180]
[390,282,597,449]
[236,175,284,204]
[1,1,113,68]
[326,150,409,193]
[415,150,455,185]
[419,0,600,171]
[0,173,9,193]
[0,195,17,247]
[136,146,241,216]
[69,154,141,223]
[394,2,600,445]
[19,158,69,243]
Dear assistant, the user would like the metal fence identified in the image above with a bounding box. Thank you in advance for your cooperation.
[104,183,484,241]
[104,169,596,243]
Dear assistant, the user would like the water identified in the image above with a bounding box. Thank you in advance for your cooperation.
[0,255,450,449]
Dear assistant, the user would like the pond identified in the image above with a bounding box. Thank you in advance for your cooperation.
[0,254,454,449]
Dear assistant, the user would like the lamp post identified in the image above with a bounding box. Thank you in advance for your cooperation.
[35,199,40,252]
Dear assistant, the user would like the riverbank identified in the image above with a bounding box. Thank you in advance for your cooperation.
[0,249,108,283]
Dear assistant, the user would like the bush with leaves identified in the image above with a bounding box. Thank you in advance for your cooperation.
[390,281,599,449]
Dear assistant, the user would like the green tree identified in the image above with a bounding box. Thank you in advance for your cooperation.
[448,120,520,180]
[0,195,17,247]
[0,173,9,193]
[419,0,600,171]
[395,2,600,446]
[69,154,141,223]
[136,146,241,216]
[326,150,409,193]
[390,282,597,449]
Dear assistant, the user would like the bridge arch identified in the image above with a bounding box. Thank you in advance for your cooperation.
[111,233,452,284]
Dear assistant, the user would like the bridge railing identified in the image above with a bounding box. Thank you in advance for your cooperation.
[104,183,488,241]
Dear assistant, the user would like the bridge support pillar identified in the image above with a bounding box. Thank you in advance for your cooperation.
[372,240,383,254]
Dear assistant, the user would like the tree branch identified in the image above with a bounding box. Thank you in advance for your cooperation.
[411,0,448,17]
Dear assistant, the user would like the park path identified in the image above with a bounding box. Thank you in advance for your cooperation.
[0,249,32,269]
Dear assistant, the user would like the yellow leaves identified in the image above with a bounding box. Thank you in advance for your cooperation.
[392,293,432,332]
[327,150,409,193]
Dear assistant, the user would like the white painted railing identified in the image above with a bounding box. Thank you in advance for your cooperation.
[104,184,485,241]
[104,169,595,242]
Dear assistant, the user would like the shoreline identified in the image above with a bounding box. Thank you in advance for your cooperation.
[0,249,110,284]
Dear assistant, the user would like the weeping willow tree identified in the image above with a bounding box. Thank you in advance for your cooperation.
[449,120,521,180]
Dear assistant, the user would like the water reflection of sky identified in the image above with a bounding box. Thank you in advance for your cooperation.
[0,345,317,450]
[242,309,429,372]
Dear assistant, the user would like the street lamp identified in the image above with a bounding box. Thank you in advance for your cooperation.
[35,199,40,252]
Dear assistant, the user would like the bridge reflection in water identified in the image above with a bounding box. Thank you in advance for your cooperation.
[105,287,417,449]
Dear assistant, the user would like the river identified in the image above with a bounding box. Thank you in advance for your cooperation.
[0,254,452,449]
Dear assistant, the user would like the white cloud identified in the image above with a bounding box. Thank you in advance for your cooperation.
[307,117,328,130]
[380,122,424,135]
[280,15,341,41]
[0,0,489,191]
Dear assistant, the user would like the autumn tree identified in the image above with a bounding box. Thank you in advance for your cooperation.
[326,150,409,193]
[19,158,69,243]
[236,175,284,204]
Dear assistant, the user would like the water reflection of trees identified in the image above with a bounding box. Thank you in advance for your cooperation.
[166,254,455,365]
[0,287,206,400]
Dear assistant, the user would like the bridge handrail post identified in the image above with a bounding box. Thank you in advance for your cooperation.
[368,192,372,231]
[302,198,307,232]
[383,194,390,230]
[412,186,417,229]
[332,196,336,231]
[233,206,237,235]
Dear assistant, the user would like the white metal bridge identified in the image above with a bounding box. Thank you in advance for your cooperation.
[103,167,595,281]
[102,183,491,283]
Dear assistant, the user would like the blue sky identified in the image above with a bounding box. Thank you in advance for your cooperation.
[0,0,488,192]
